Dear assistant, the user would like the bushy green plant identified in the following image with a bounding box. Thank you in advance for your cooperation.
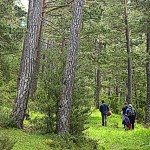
[70,104,91,135]
[28,116,46,130]
[46,133,98,150]
[70,75,93,135]
[28,47,65,133]
[108,96,120,114]
[0,108,16,128]
[136,107,145,122]
[0,134,16,150]
[29,88,57,133]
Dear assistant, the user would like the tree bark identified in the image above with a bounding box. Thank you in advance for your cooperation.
[12,0,43,128]
[95,69,101,109]
[94,41,103,109]
[123,0,132,104]
[145,32,150,124]
[30,0,46,98]
[56,0,84,134]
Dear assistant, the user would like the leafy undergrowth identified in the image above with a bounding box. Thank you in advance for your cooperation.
[0,128,97,150]
[0,109,150,150]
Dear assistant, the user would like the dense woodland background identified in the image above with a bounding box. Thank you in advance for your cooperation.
[0,0,150,137]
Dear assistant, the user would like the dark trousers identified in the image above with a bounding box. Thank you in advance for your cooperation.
[102,114,107,126]
[128,115,135,129]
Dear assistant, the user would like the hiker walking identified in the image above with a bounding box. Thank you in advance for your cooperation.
[99,100,109,126]
[122,114,131,130]
[126,104,137,129]
[121,101,128,127]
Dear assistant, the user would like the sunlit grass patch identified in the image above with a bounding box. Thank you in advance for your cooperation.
[85,109,150,150]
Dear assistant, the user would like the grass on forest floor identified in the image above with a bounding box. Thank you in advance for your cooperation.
[0,109,150,150]
[85,110,150,150]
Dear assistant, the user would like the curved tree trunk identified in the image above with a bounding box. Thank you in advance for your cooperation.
[56,0,84,134]
[12,0,43,129]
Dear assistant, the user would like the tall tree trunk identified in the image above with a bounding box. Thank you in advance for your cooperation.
[115,82,119,97]
[12,0,43,129]
[145,32,150,124]
[115,78,119,102]
[56,0,84,134]
[134,85,139,108]
[123,0,132,104]
[30,0,46,98]
[94,41,103,109]
[95,69,101,109]
[108,77,111,98]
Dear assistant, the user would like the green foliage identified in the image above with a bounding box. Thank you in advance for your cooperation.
[27,116,46,131]
[31,57,93,135]
[0,58,10,83]
[46,133,98,150]
[70,93,92,135]
[14,5,27,18]
[70,106,91,135]
[136,107,145,122]
[69,60,95,135]
[84,1,103,20]
[0,108,16,128]
[0,1,25,53]
[0,0,26,111]
[108,96,120,114]
[28,46,65,133]
[26,110,55,133]
[0,134,16,150]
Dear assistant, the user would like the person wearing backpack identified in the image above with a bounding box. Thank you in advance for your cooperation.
[125,104,137,129]
[122,114,131,130]
[121,101,128,127]
[99,100,109,126]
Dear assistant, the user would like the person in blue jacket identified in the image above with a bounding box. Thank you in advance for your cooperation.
[126,104,137,129]
[99,100,109,126]
[122,114,131,130]
[121,101,128,128]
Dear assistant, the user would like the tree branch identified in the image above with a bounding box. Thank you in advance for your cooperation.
[46,0,74,13]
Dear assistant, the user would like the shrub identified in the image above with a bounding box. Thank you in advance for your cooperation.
[0,108,16,128]
[0,134,16,150]
[136,107,145,122]
[45,133,98,150]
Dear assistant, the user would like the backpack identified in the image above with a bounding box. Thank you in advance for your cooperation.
[129,108,135,116]
[123,117,130,125]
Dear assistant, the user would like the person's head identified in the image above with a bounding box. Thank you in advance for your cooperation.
[124,101,128,105]
[102,100,105,103]
[128,104,132,107]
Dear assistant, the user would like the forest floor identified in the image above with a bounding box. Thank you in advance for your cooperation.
[85,110,150,150]
[0,109,150,150]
